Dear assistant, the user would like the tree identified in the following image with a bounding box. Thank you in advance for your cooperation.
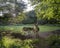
[28,0,60,38]
[0,0,27,25]
[33,0,60,24]
[9,13,26,24]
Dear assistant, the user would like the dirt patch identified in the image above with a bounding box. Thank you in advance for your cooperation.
[38,30,60,38]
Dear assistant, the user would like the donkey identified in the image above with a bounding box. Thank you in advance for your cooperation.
[23,27,34,31]
[22,24,39,38]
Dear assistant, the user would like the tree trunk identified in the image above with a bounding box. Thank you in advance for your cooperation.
[34,16,39,38]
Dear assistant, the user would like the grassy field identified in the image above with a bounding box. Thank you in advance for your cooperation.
[0,24,60,32]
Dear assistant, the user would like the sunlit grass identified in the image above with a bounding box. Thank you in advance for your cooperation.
[0,25,60,32]
[39,25,60,32]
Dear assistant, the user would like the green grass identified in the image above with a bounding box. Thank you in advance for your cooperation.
[0,25,60,32]
[40,25,60,32]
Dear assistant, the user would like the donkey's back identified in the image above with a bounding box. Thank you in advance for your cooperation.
[23,27,34,31]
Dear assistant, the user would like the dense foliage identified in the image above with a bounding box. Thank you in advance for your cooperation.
[35,0,60,24]
[0,36,33,48]
[0,0,27,25]
[0,0,60,24]
[0,33,60,48]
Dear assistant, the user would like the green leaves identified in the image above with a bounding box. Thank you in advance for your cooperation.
[1,36,33,48]
[34,0,60,23]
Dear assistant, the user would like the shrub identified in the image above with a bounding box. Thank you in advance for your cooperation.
[46,35,60,48]
[1,36,33,48]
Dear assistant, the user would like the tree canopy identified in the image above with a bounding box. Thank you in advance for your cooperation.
[30,0,60,23]
[0,0,27,25]
[0,0,60,25]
